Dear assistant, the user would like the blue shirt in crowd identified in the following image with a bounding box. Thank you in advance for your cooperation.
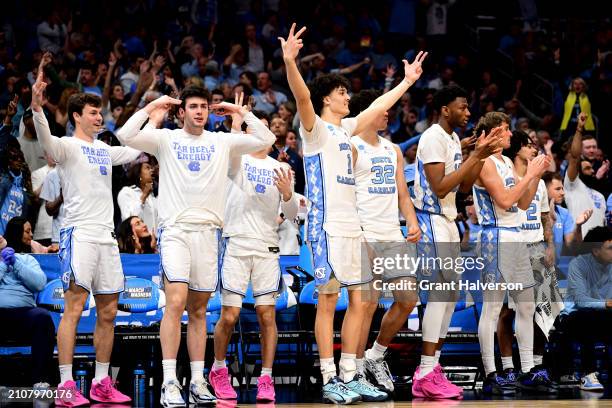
[0,254,47,308]
[553,205,575,259]
[567,253,612,312]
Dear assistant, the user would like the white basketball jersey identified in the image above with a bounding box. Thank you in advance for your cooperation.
[473,155,520,228]
[519,179,550,243]
[352,135,403,241]
[223,155,296,257]
[412,124,462,220]
[300,116,362,241]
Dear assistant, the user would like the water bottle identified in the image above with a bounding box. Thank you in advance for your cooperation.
[133,364,146,407]
[571,342,582,377]
[75,366,88,397]
[594,343,608,381]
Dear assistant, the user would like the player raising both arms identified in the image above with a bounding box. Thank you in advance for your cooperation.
[117,87,275,407]
[280,23,427,404]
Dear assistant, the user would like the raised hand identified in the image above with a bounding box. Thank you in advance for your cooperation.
[402,51,428,85]
[274,167,293,201]
[576,208,593,226]
[230,92,247,130]
[144,95,181,115]
[474,129,502,159]
[596,159,609,180]
[577,112,587,132]
[108,52,118,68]
[278,23,306,62]
[526,154,550,178]
[211,100,249,117]
[31,63,48,112]
[384,64,397,79]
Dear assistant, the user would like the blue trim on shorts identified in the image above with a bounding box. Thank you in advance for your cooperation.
[310,232,334,286]
[304,153,326,242]
[480,227,501,283]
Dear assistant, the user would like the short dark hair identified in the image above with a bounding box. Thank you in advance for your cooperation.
[349,89,381,117]
[211,88,225,98]
[180,86,210,109]
[240,70,258,86]
[67,93,102,126]
[505,130,531,160]
[242,110,270,132]
[432,85,468,112]
[308,73,351,115]
[473,111,510,139]
[541,171,562,186]
[583,226,612,253]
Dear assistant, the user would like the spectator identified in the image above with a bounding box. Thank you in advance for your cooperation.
[253,71,288,115]
[243,23,265,73]
[4,216,53,254]
[558,226,611,388]
[18,108,46,172]
[564,114,606,235]
[78,65,102,97]
[0,140,35,235]
[36,10,67,55]
[31,152,55,247]
[268,117,304,194]
[117,160,158,233]
[39,168,63,247]
[285,130,301,155]
[277,101,296,130]
[116,216,156,254]
[0,233,54,388]
[543,172,592,259]
[560,78,596,138]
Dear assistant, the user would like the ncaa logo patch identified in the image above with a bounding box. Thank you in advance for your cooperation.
[314,267,326,279]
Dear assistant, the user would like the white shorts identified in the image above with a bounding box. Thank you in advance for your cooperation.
[219,238,282,307]
[416,211,461,283]
[158,225,220,292]
[363,238,418,281]
[59,227,124,295]
[309,232,370,294]
[478,227,535,288]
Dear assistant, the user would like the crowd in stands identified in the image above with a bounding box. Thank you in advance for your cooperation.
[0,0,610,389]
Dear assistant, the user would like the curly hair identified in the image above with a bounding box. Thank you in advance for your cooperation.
[308,73,351,115]
[504,129,531,160]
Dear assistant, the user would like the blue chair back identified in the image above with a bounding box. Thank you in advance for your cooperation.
[37,279,94,313]
[298,281,348,311]
[118,277,163,313]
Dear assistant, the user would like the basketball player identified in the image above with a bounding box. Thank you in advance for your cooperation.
[32,70,140,406]
[495,130,560,394]
[117,87,275,407]
[410,86,501,399]
[471,112,550,395]
[347,90,421,398]
[279,23,427,403]
[209,100,298,403]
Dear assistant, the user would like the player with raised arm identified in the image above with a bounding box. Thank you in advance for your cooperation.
[344,90,421,398]
[410,85,502,399]
[279,23,427,403]
[117,87,275,407]
[31,68,140,406]
[209,96,298,402]
[495,130,560,394]
[471,112,550,395]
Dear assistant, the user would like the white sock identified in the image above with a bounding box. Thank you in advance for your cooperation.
[94,361,110,382]
[339,353,357,383]
[261,367,272,378]
[355,358,364,375]
[502,356,514,371]
[434,350,441,366]
[190,361,204,383]
[320,357,336,384]
[482,356,496,376]
[533,355,543,367]
[213,359,226,371]
[59,364,73,384]
[162,359,177,385]
[366,341,387,361]
[418,355,435,379]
